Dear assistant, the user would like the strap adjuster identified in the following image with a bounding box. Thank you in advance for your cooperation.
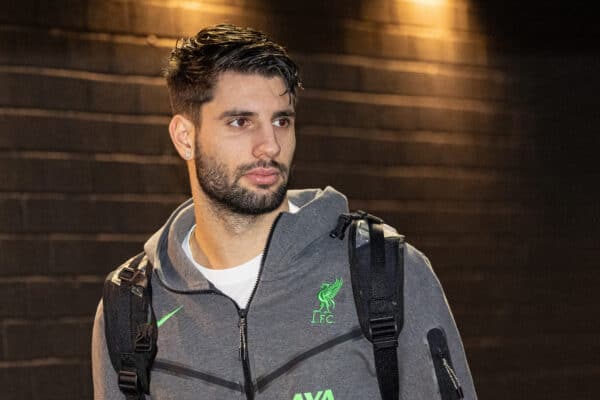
[118,369,140,394]
[369,315,398,349]
[118,266,139,283]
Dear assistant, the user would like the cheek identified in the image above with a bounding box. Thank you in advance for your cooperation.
[214,142,253,173]
[284,133,296,160]
[288,135,296,163]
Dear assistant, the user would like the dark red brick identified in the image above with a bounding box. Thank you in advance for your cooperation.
[0,157,93,193]
[0,363,34,399]
[372,208,535,235]
[0,114,171,154]
[111,41,170,76]
[1,362,92,400]
[22,198,182,233]
[295,133,523,168]
[0,239,51,276]
[0,28,170,76]
[0,283,28,317]
[476,368,599,400]
[291,166,527,201]
[30,362,92,400]
[35,0,88,30]
[3,319,93,360]
[466,334,600,375]
[26,281,102,318]
[1,71,170,115]
[84,0,131,34]
[0,0,37,26]
[0,199,23,233]
[91,160,187,194]
[0,156,188,194]
[0,237,143,276]
[0,29,68,70]
[297,98,510,134]
[2,71,88,110]
[52,239,142,276]
[0,328,4,360]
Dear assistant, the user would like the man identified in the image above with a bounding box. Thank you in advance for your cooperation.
[92,23,477,399]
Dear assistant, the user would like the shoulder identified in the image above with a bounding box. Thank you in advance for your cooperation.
[374,221,445,296]
[404,242,434,273]
[376,221,438,282]
[404,241,443,285]
[380,223,436,279]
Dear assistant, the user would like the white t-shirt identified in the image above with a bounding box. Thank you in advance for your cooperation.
[182,201,299,309]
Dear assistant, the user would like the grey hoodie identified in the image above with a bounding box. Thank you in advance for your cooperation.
[92,186,477,399]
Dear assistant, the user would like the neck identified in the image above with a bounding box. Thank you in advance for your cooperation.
[189,186,288,270]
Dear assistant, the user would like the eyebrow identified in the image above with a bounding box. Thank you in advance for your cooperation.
[217,109,255,119]
[273,110,296,119]
[216,109,296,120]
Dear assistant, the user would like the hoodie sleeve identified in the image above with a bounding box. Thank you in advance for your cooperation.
[91,300,123,399]
[399,243,478,400]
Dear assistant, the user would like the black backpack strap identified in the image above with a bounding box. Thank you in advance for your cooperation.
[331,210,404,400]
[103,252,158,400]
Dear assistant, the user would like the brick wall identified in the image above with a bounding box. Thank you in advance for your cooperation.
[1,1,598,399]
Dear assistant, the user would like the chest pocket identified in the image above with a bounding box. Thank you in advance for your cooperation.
[427,328,464,400]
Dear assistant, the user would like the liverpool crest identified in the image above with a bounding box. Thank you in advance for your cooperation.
[311,278,343,325]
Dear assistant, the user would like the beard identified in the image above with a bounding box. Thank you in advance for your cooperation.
[194,143,290,216]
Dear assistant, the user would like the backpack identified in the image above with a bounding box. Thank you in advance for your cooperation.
[103,211,404,400]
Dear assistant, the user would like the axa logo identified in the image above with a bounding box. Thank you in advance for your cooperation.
[293,389,335,400]
[311,278,343,325]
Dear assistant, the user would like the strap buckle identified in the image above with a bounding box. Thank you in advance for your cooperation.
[118,369,140,394]
[134,324,154,353]
[369,315,398,349]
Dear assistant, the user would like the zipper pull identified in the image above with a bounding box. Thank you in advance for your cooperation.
[330,214,353,239]
[439,351,464,399]
[239,310,248,361]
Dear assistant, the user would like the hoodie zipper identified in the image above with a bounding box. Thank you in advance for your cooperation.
[237,213,283,400]
[239,308,252,399]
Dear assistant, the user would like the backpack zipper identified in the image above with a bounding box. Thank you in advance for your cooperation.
[426,328,464,400]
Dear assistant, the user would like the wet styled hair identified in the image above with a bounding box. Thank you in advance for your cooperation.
[164,23,302,125]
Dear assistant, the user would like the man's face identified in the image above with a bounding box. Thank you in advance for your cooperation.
[193,71,296,215]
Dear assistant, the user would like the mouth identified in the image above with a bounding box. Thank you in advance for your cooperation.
[243,167,281,186]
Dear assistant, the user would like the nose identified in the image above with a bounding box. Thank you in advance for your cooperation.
[252,123,281,160]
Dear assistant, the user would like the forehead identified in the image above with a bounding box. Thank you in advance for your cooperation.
[206,71,293,112]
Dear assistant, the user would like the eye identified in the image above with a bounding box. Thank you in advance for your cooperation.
[228,118,250,128]
[273,117,291,128]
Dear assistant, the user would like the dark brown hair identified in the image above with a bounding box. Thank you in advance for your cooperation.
[164,24,302,125]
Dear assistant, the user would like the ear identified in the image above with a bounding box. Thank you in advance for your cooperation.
[168,114,195,160]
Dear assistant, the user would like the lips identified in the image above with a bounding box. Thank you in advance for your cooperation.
[243,168,280,186]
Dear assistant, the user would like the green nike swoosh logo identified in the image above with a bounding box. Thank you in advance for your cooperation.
[157,305,183,328]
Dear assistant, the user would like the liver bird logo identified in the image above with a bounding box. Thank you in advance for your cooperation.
[316,278,343,314]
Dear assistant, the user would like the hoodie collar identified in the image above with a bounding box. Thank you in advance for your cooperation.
[145,186,348,293]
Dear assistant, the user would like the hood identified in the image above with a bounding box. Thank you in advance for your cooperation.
[144,186,349,292]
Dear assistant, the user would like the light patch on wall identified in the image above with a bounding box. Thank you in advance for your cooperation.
[383,0,487,65]
[410,0,446,5]
[403,0,460,33]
